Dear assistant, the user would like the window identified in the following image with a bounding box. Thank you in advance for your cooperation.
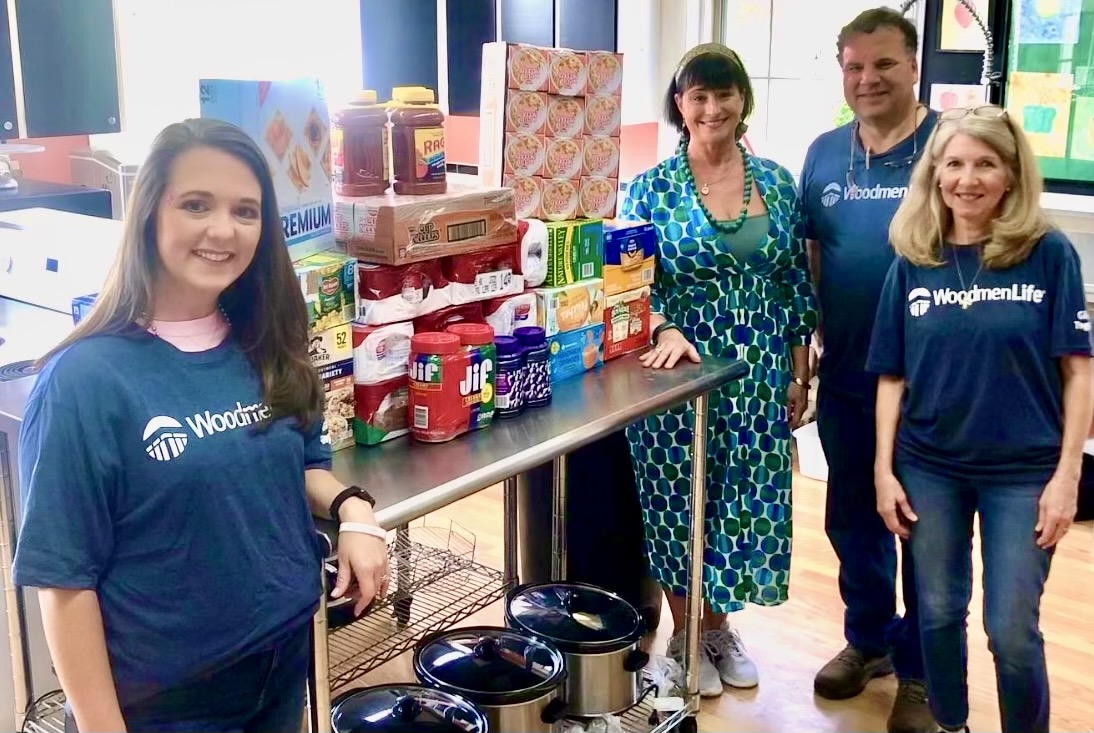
[724,0,921,178]
[91,0,361,157]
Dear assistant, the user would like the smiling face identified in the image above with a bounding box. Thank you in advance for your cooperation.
[840,27,918,124]
[676,84,744,147]
[937,131,1011,229]
[153,146,263,318]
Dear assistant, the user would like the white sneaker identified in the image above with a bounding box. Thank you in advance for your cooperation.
[702,626,759,688]
[667,630,723,697]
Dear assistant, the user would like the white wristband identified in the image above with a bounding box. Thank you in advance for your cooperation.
[339,522,387,541]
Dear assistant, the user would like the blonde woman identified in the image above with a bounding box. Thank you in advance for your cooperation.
[866,105,1092,733]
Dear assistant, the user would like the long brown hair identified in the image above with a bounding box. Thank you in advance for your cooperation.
[889,107,1050,269]
[40,118,323,427]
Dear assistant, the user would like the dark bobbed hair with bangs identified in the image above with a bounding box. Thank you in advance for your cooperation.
[663,51,754,137]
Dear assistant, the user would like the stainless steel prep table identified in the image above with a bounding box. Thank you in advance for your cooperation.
[313,355,748,733]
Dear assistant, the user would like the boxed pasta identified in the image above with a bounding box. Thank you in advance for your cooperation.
[603,219,656,295]
[295,251,356,333]
[336,184,517,265]
[308,322,355,451]
[199,77,335,261]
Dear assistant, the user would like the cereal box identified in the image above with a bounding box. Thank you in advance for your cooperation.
[199,78,335,262]
[543,219,604,287]
[309,322,354,451]
[603,220,656,296]
[536,278,605,337]
[603,286,651,360]
[295,251,356,333]
[547,322,604,383]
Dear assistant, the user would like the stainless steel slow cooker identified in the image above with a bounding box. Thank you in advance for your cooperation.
[413,626,568,733]
[504,582,648,717]
[331,684,489,733]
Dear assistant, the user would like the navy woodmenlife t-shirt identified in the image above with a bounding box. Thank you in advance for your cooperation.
[13,330,330,706]
[866,231,1093,482]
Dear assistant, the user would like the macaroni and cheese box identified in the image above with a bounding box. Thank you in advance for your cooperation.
[603,286,651,360]
[295,251,356,333]
[603,220,656,296]
[544,219,604,287]
[199,77,335,262]
[309,323,354,451]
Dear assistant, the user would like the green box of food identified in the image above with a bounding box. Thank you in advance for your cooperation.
[543,219,604,287]
[295,251,356,333]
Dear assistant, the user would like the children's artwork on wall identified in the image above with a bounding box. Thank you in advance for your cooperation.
[929,83,988,111]
[1017,0,1083,45]
[939,0,988,51]
[1069,97,1094,163]
[1005,71,1074,159]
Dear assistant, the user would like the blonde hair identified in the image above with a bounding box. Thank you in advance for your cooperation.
[889,108,1049,269]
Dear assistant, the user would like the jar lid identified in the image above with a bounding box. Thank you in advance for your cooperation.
[392,86,437,105]
[350,89,379,106]
[411,332,462,355]
[330,684,488,733]
[513,326,546,346]
[494,335,521,356]
[447,323,495,346]
[505,582,643,654]
[413,626,566,706]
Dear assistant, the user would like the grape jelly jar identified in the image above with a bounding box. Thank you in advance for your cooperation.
[494,335,524,418]
[514,326,551,408]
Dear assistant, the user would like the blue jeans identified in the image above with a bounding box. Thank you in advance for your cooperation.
[816,388,925,680]
[65,622,311,733]
[897,460,1053,733]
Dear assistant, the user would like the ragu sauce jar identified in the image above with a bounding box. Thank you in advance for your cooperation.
[331,90,390,197]
[389,86,447,195]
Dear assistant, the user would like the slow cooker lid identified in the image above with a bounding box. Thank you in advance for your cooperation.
[330,684,488,733]
[506,582,642,652]
[414,627,565,706]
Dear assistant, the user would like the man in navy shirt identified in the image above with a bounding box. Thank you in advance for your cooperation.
[799,8,936,732]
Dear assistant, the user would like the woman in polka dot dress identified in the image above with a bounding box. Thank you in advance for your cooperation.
[621,44,818,697]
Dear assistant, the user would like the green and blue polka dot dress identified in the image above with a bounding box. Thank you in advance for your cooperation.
[620,153,818,612]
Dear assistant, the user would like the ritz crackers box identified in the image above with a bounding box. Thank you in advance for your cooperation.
[199,78,335,262]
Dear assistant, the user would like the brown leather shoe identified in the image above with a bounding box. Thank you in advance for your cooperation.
[814,645,894,699]
[888,679,938,733]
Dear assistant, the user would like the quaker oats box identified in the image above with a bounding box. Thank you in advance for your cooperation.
[199,77,335,262]
[309,322,355,451]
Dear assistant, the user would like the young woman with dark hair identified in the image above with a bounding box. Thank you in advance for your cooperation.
[15,118,388,733]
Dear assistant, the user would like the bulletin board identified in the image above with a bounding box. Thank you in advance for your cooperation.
[1003,0,1094,192]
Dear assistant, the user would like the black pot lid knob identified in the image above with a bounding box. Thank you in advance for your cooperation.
[391,695,422,722]
[473,636,498,660]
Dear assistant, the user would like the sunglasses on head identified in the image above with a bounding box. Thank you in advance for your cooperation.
[938,105,1008,122]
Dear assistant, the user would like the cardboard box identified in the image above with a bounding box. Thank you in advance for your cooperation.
[309,323,354,451]
[603,286,651,360]
[542,219,604,287]
[504,175,545,220]
[199,77,335,261]
[548,49,588,96]
[336,184,518,265]
[544,137,584,179]
[584,95,622,138]
[603,220,656,295]
[546,95,585,138]
[540,179,580,222]
[578,177,618,219]
[586,51,624,97]
[504,134,547,177]
[536,278,605,336]
[547,322,604,383]
[506,91,549,134]
[71,293,97,325]
[582,137,620,178]
[295,251,356,333]
[503,43,551,92]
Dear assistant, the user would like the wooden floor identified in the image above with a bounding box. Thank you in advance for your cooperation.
[357,471,1094,732]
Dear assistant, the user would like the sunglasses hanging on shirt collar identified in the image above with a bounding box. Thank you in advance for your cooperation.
[846,104,926,192]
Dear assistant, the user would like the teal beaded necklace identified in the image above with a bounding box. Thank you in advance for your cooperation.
[678,138,754,234]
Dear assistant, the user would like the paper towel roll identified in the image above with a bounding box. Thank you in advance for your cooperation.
[352,321,414,385]
[485,291,538,337]
[520,218,549,288]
